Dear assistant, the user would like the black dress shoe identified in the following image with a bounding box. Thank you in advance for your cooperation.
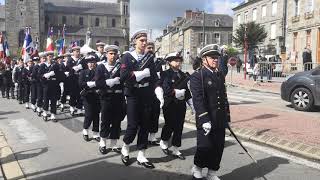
[121,155,130,166]
[93,137,100,142]
[137,161,155,169]
[148,140,160,146]
[173,153,186,160]
[19,101,23,104]
[192,176,204,180]
[52,119,58,123]
[99,146,108,154]
[83,135,90,142]
[37,112,42,117]
[162,148,170,155]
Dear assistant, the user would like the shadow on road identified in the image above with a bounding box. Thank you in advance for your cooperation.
[1,147,48,165]
[220,156,289,180]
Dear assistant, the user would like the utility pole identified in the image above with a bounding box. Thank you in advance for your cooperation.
[244,25,248,80]
[202,11,206,48]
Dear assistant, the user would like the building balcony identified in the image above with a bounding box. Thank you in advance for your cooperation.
[291,16,300,23]
[304,11,314,20]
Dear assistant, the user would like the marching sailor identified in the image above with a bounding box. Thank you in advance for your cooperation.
[95,45,126,154]
[79,54,100,142]
[30,56,40,112]
[190,44,230,180]
[159,52,194,160]
[21,58,34,109]
[119,29,159,169]
[36,52,47,116]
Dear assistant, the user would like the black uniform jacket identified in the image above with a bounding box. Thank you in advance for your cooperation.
[95,63,123,93]
[119,51,160,97]
[161,68,192,106]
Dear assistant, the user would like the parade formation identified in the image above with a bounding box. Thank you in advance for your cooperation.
[0,29,230,180]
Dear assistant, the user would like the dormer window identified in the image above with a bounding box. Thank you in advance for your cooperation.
[215,20,220,27]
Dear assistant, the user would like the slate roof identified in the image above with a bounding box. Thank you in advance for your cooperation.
[53,26,125,37]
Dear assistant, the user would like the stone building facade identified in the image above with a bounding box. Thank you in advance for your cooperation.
[286,0,320,64]
[232,0,287,56]
[156,10,233,62]
[3,0,130,56]
[0,5,5,32]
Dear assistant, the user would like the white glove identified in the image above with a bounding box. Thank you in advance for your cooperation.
[187,98,195,115]
[14,83,18,87]
[44,73,51,79]
[174,89,186,100]
[73,64,83,72]
[105,77,120,88]
[86,81,96,88]
[133,68,150,82]
[64,72,70,77]
[48,71,55,77]
[202,122,212,136]
[154,87,164,108]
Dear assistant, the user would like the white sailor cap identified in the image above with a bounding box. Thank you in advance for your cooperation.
[165,52,183,62]
[96,40,106,47]
[199,44,221,58]
[39,52,47,58]
[46,51,54,56]
[104,45,119,53]
[131,29,148,41]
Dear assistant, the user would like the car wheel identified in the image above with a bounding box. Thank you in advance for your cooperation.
[290,87,314,111]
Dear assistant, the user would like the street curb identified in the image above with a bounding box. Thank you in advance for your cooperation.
[184,111,320,162]
[0,130,26,180]
[226,82,281,95]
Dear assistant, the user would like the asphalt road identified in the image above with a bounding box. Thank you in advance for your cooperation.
[0,91,320,180]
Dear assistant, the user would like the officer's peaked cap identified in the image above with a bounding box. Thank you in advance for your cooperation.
[199,44,221,58]
[165,52,183,62]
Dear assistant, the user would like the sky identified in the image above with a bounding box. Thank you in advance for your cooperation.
[0,0,242,39]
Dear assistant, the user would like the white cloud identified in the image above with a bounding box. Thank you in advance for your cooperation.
[210,0,240,16]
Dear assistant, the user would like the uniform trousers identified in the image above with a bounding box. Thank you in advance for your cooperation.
[82,92,100,132]
[161,100,186,147]
[100,93,125,139]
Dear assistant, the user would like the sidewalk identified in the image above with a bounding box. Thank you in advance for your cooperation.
[0,129,25,180]
[226,70,281,94]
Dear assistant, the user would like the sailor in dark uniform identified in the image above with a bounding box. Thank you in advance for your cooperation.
[79,54,100,142]
[13,59,24,104]
[36,52,47,116]
[145,41,162,146]
[119,30,160,169]
[66,45,86,115]
[95,45,125,154]
[2,63,14,99]
[59,53,71,111]
[21,58,34,109]
[159,52,194,160]
[55,54,65,108]
[190,44,230,180]
[95,40,106,62]
[39,51,61,122]
[30,56,40,112]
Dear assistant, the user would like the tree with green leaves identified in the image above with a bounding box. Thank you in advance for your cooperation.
[233,22,267,49]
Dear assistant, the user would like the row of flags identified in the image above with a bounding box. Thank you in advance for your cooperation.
[1,25,83,63]
[0,32,10,59]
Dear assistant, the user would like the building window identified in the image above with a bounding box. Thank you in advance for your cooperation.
[79,17,83,26]
[306,30,311,47]
[123,5,129,15]
[62,16,66,24]
[237,14,241,24]
[252,8,257,21]
[306,0,313,13]
[294,0,300,16]
[199,33,204,45]
[214,33,220,44]
[215,20,220,27]
[125,5,129,15]
[244,11,248,23]
[293,32,298,51]
[112,19,116,27]
[270,23,277,39]
[272,1,277,16]
[262,5,267,17]
[125,19,127,26]
[95,18,100,27]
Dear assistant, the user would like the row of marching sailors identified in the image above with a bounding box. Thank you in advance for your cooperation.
[78,30,196,170]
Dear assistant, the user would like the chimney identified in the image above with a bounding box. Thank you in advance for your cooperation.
[185,10,193,19]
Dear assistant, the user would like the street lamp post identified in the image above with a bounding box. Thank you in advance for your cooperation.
[202,11,206,48]
[244,26,248,80]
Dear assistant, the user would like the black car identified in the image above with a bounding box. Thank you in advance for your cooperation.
[281,66,320,111]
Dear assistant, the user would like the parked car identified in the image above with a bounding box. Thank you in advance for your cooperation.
[281,66,320,111]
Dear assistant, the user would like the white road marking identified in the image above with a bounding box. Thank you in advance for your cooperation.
[9,119,47,144]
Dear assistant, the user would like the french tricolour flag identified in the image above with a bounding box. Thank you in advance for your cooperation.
[21,27,34,63]
[46,27,55,52]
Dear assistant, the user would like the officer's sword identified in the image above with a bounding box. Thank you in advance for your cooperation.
[226,123,257,164]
